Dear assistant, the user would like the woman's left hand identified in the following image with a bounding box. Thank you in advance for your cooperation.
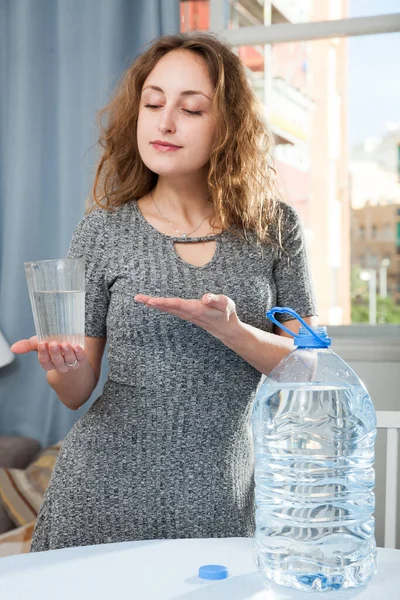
[134,293,240,340]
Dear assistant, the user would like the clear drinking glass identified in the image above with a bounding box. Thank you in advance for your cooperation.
[24,258,85,347]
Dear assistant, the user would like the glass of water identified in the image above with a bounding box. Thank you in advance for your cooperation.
[24,258,85,347]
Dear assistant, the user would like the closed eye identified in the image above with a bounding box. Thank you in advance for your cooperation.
[144,104,202,116]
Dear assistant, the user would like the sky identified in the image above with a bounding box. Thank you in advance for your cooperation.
[348,0,400,146]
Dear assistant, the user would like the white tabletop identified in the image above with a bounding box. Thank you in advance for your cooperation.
[0,538,399,600]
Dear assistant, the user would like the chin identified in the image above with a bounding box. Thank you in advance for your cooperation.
[142,156,208,177]
[142,159,200,178]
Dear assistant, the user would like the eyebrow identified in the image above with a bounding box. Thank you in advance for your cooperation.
[142,85,211,100]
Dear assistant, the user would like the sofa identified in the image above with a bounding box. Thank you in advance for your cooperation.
[0,435,61,556]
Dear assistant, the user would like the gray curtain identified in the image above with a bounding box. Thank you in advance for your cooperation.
[0,0,179,448]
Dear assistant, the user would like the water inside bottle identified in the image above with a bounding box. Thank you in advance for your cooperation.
[253,382,377,592]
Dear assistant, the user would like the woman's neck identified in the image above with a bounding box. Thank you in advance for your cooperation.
[154,176,212,222]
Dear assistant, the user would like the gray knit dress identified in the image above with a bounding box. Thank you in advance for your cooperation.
[30,199,316,551]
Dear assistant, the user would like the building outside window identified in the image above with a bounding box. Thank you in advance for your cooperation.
[180,0,400,324]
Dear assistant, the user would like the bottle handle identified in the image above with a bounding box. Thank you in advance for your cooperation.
[266,307,328,346]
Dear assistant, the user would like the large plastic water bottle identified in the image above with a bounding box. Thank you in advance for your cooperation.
[252,307,377,592]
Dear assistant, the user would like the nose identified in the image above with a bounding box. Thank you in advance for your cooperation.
[157,107,176,135]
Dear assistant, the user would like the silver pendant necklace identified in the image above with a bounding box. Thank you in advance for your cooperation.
[150,190,213,239]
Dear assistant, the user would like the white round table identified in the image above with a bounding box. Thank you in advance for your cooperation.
[0,538,399,599]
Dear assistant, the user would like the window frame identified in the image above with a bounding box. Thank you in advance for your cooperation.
[209,4,400,43]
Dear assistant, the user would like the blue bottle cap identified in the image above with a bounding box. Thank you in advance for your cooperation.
[266,307,331,348]
[198,564,228,580]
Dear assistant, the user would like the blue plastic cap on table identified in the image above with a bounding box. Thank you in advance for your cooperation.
[198,564,228,580]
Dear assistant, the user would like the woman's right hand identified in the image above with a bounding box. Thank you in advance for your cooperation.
[11,336,87,374]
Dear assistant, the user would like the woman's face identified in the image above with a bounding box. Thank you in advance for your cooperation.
[137,50,216,178]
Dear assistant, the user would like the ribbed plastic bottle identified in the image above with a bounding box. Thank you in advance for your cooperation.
[252,307,377,592]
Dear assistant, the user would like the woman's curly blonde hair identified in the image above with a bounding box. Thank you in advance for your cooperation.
[90,31,282,244]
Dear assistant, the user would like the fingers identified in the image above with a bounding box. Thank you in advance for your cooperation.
[135,292,237,323]
[37,343,57,371]
[10,336,39,354]
[38,342,83,373]
[60,343,79,367]
[203,294,219,304]
[11,336,86,374]
[134,294,151,304]
[202,294,236,317]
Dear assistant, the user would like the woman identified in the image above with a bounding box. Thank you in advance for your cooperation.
[12,32,317,551]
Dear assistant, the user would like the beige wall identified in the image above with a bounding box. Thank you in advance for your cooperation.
[308,0,350,325]
[336,0,351,325]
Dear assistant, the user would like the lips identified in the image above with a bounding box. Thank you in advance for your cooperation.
[151,140,181,148]
[151,140,182,152]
